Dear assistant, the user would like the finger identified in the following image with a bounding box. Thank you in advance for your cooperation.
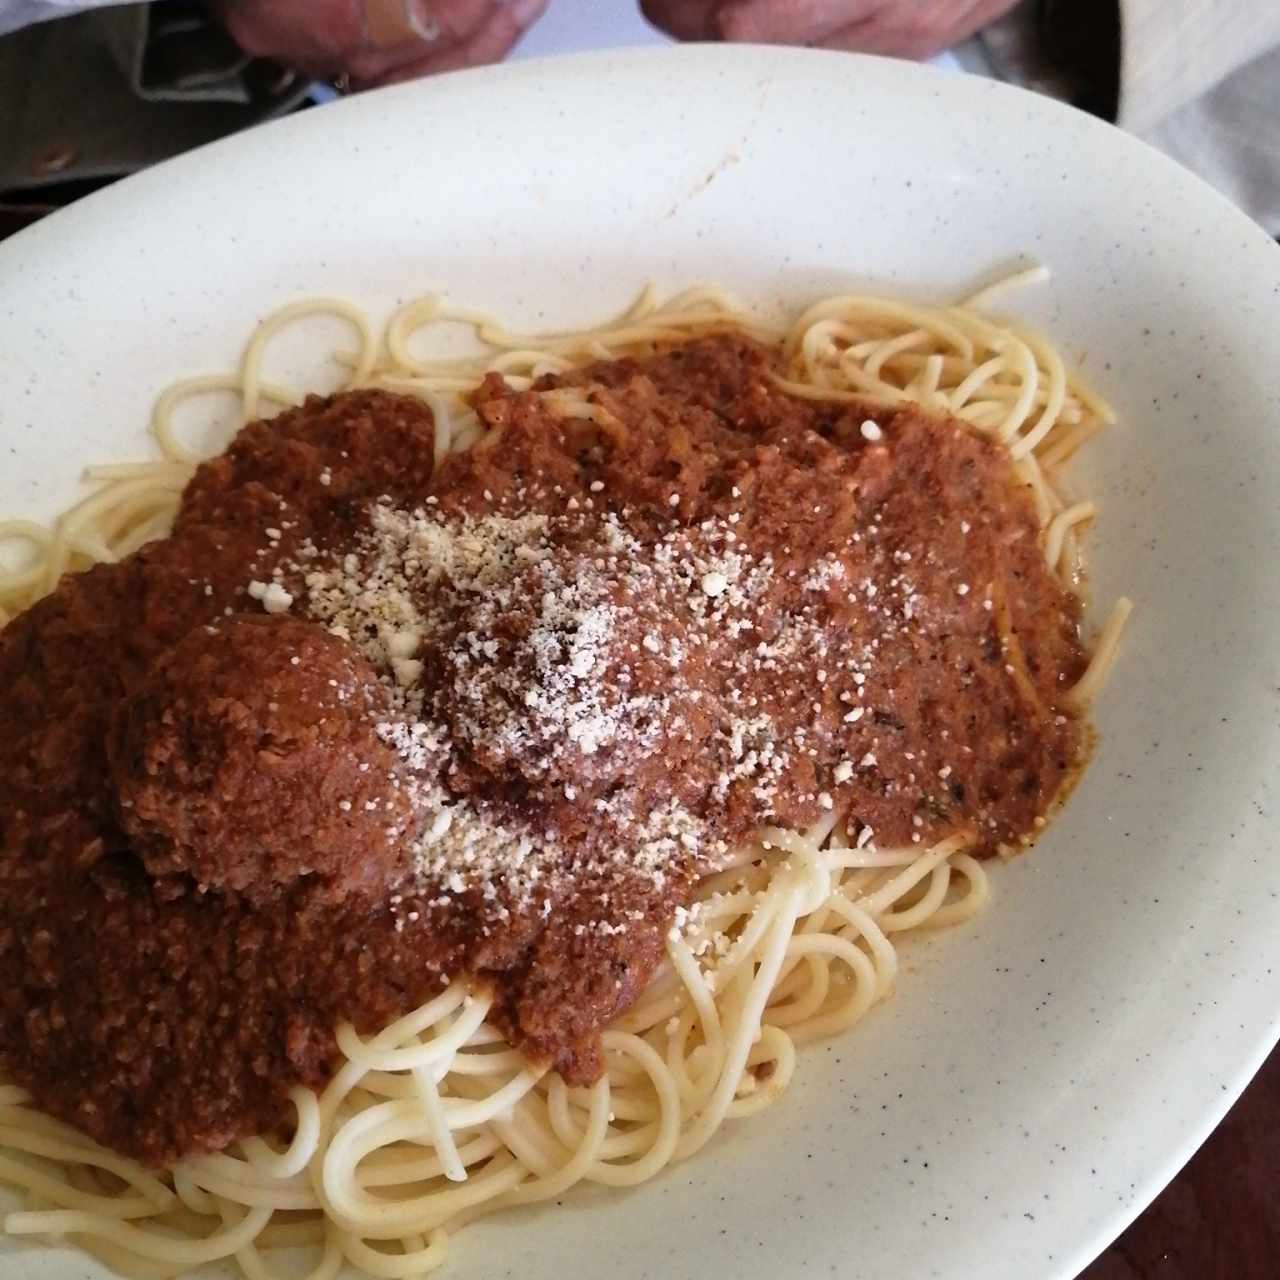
[357,0,546,84]
[215,0,462,80]
[816,0,1017,60]
[350,0,544,81]
[453,0,548,62]
[362,0,518,49]
[716,0,880,45]
[347,36,449,82]
[407,0,513,43]
[639,0,721,40]
[816,15,914,57]
[816,13,947,59]
[214,0,361,69]
[364,0,431,47]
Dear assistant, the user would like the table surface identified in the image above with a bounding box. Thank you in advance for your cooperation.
[3,5,1276,1276]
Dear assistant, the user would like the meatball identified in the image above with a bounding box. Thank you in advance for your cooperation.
[177,390,438,540]
[109,614,415,901]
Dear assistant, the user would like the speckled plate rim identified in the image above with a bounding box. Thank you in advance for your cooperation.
[1,45,1279,1280]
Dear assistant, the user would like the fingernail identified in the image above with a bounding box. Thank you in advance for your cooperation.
[404,0,441,43]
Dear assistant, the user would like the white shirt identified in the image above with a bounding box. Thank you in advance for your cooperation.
[985,0,1280,236]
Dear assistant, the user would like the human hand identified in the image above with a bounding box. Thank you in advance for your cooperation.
[215,0,547,89]
[641,0,1020,59]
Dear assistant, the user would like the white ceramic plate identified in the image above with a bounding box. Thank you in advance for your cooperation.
[2,45,1279,1280]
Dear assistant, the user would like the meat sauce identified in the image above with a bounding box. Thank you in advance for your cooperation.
[0,335,1086,1165]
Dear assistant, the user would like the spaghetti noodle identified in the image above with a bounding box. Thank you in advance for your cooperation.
[0,273,1129,1280]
